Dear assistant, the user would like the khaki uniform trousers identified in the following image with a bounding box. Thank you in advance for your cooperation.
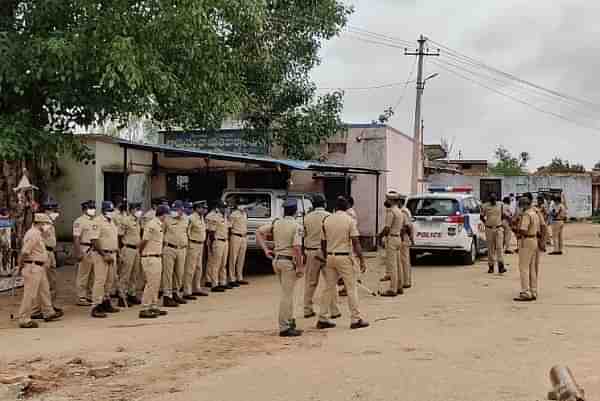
[552,221,564,252]
[400,238,412,287]
[503,221,512,250]
[228,235,247,282]
[304,250,340,316]
[141,256,162,309]
[76,248,95,300]
[19,264,54,324]
[518,238,538,298]
[192,246,206,293]
[486,227,504,267]
[319,255,363,323]
[273,258,298,332]
[184,243,204,295]
[207,240,228,286]
[387,236,404,293]
[119,247,140,296]
[32,252,58,314]
[162,246,187,297]
[92,252,115,307]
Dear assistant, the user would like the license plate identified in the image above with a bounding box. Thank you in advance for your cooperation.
[416,232,442,239]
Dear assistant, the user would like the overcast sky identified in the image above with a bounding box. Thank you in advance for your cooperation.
[311,0,600,170]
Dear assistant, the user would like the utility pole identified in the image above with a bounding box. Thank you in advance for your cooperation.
[405,35,439,193]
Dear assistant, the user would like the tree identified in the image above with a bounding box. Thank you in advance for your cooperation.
[488,146,530,176]
[537,157,586,174]
[0,1,352,204]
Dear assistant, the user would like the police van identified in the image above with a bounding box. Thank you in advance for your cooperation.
[406,186,487,265]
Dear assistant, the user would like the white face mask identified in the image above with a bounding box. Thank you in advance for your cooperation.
[134,210,143,218]
[49,212,59,221]
[41,224,51,233]
[104,211,115,219]
[170,211,178,218]
[86,209,96,217]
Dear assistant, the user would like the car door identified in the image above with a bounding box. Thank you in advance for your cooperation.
[468,197,486,250]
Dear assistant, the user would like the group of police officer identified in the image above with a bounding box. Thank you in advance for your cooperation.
[15,196,251,327]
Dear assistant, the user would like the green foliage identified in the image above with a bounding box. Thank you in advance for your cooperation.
[488,146,530,176]
[537,157,586,174]
[0,0,352,161]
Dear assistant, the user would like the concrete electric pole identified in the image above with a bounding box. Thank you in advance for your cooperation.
[405,35,439,193]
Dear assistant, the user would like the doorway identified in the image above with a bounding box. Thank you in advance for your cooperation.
[324,176,352,212]
[104,172,124,205]
[480,179,502,202]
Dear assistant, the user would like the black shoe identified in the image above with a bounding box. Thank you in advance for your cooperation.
[211,286,225,293]
[350,319,370,330]
[205,282,213,288]
[379,290,397,297]
[513,294,534,302]
[397,288,404,295]
[229,282,240,288]
[192,291,209,297]
[151,308,168,316]
[238,280,249,285]
[110,293,119,299]
[403,285,412,289]
[338,289,347,297]
[224,283,234,289]
[52,306,63,313]
[304,311,316,319]
[557,251,563,255]
[103,300,120,313]
[279,328,303,337]
[290,319,297,330]
[316,321,336,329]
[44,310,64,322]
[118,297,127,308]
[139,309,158,319]
[30,313,44,320]
[549,252,559,255]
[183,295,197,301]
[19,321,39,328]
[91,305,107,318]
[173,293,187,304]
[505,250,513,254]
[498,262,506,274]
[127,295,141,305]
[488,267,494,274]
[331,313,342,319]
[163,297,180,307]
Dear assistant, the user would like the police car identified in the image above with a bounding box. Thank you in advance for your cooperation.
[406,186,487,265]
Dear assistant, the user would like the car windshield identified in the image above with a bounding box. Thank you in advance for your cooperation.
[224,193,271,218]
[407,198,460,217]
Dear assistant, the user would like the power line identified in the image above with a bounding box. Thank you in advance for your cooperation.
[316,79,417,91]
[391,56,418,113]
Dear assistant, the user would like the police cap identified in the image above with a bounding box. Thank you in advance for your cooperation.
[156,205,170,217]
[34,213,51,224]
[101,201,115,212]
[172,200,185,210]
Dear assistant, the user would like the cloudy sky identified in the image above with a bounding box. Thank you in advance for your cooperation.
[311,0,600,170]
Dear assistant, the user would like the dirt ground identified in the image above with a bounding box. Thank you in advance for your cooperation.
[2,222,600,401]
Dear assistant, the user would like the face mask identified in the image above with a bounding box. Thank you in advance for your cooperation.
[134,210,143,219]
[49,212,59,221]
[170,211,178,218]
[105,211,115,219]
[40,224,51,233]
[86,209,96,217]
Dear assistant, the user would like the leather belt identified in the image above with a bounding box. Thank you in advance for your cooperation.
[232,233,246,238]
[306,247,320,251]
[123,244,138,250]
[166,243,186,249]
[81,242,92,246]
[389,234,401,237]
[524,235,537,238]
[328,252,350,256]
[216,238,227,242]
[189,239,204,245]
[46,246,55,252]
[25,260,45,266]
[102,250,117,254]
[141,254,162,258]
[486,225,503,229]
[275,255,294,261]
[555,219,565,221]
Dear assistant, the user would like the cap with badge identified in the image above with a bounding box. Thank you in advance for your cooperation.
[156,205,170,217]
[82,200,96,209]
[34,213,51,224]
[193,201,207,210]
[101,201,115,212]
[184,201,193,216]
[172,200,185,210]
[385,190,401,200]
[42,196,59,210]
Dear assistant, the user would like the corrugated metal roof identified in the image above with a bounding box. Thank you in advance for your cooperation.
[116,139,383,175]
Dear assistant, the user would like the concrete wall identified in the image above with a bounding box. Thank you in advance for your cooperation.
[428,173,592,218]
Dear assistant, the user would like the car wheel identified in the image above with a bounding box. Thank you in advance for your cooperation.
[461,239,477,265]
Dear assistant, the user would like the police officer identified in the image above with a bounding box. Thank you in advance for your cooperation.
[191,201,210,296]
[183,201,208,299]
[303,194,341,319]
[228,197,249,287]
[138,204,170,318]
[502,197,514,254]
[206,200,229,292]
[256,198,305,337]
[317,196,369,330]
[379,199,393,283]
[73,200,97,306]
[514,196,541,301]
[92,201,120,317]
[398,194,414,289]
[143,198,161,229]
[16,213,63,328]
[162,200,189,306]
[550,196,567,255]
[378,191,406,297]
[117,202,143,306]
[481,193,506,274]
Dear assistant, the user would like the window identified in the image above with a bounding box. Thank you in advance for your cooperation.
[407,198,460,217]
[224,193,271,218]
[328,142,347,154]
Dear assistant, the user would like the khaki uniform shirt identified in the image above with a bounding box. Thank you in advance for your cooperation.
[119,214,141,246]
[22,226,48,263]
[164,216,189,247]
[519,208,540,238]
[97,216,119,251]
[322,211,359,253]
[482,202,503,227]
[556,205,567,221]
[42,214,57,249]
[142,217,164,256]
[304,208,330,249]
[206,211,228,240]
[384,206,405,237]
[258,216,302,257]
[229,209,248,236]
[188,213,207,243]
[400,206,413,242]
[73,215,99,248]
[347,208,357,222]
[143,209,156,229]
